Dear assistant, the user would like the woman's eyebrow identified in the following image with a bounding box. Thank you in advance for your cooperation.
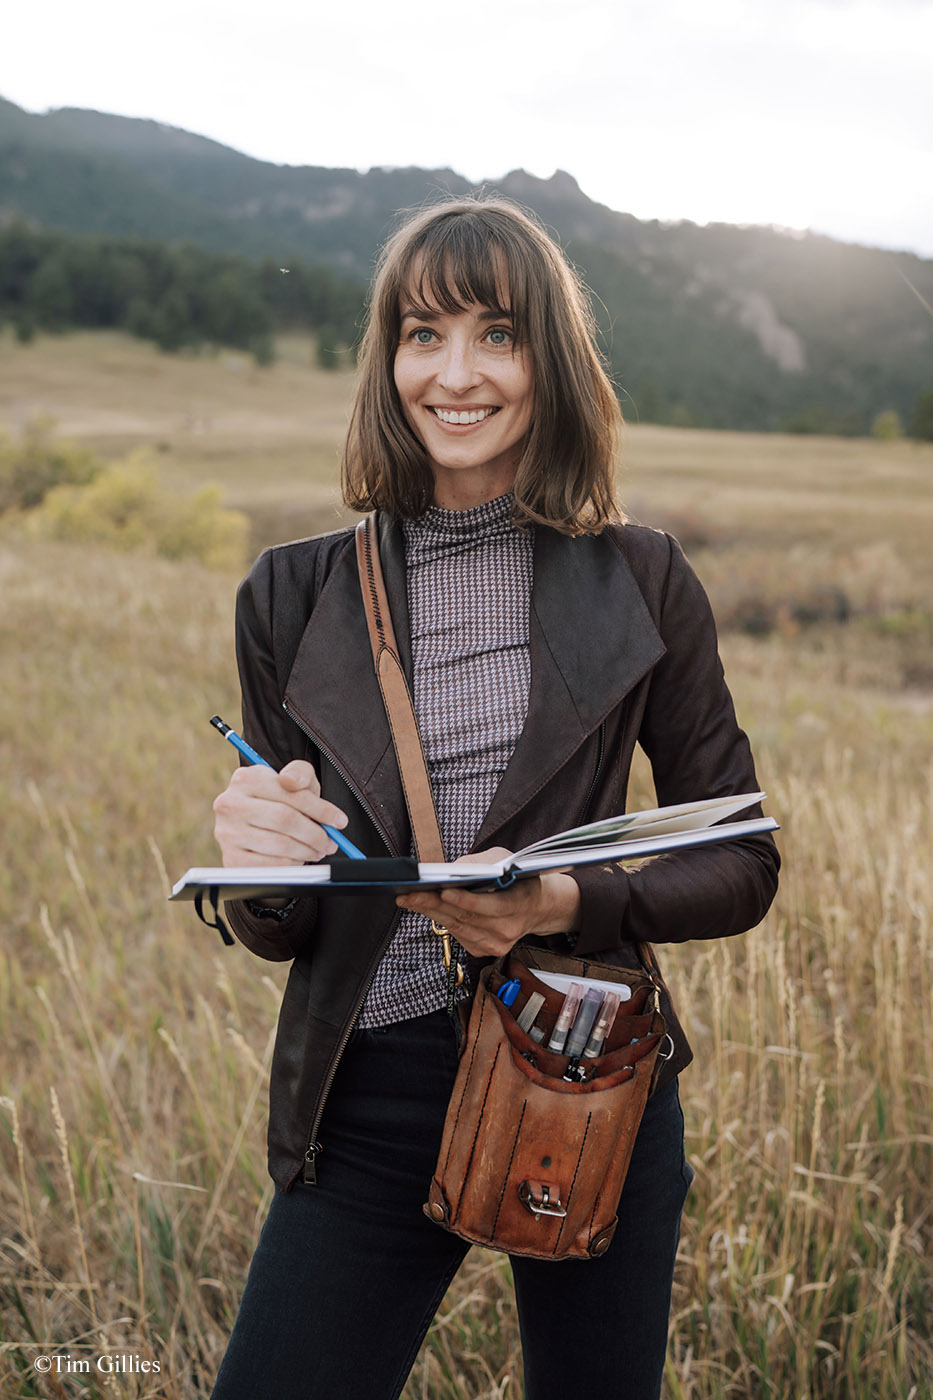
[399,304,441,321]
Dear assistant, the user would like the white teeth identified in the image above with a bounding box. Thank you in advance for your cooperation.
[433,407,497,425]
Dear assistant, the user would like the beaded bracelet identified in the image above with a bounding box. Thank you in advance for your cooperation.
[245,896,299,920]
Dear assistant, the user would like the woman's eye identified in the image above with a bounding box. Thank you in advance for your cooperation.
[412,328,435,345]
[486,328,512,346]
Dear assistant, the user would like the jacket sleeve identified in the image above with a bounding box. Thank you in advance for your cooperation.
[568,534,779,953]
[222,548,321,962]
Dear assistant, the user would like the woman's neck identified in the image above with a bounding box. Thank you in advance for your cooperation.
[429,462,518,511]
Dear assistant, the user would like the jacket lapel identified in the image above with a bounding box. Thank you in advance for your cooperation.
[282,519,411,857]
[472,527,666,847]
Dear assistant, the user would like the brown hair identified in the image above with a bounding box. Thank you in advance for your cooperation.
[341,196,624,534]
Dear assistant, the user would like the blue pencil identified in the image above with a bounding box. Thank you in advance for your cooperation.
[210,715,365,860]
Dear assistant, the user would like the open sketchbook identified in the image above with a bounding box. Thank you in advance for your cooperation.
[171,792,778,905]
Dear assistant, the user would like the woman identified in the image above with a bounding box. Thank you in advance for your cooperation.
[210,196,779,1400]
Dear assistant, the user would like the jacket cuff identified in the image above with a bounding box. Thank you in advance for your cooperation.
[566,863,632,956]
[225,895,317,962]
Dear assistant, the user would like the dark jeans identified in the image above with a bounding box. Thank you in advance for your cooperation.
[212,1010,692,1400]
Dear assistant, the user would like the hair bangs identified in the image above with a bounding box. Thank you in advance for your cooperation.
[402,215,528,340]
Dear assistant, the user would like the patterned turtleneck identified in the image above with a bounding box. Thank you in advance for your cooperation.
[359,493,534,1027]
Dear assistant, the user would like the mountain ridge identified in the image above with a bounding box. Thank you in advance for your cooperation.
[2,95,931,432]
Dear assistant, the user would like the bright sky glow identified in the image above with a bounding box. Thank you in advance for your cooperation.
[4,0,932,256]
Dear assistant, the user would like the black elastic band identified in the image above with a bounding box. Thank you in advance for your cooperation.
[328,857,420,883]
[194,888,235,946]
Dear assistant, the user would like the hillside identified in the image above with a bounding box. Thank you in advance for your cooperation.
[2,95,932,432]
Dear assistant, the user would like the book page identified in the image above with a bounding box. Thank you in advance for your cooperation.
[515,792,766,857]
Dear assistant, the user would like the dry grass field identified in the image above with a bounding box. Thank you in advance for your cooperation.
[1,331,931,1398]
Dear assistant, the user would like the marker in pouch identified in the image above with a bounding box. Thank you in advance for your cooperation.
[563,988,605,1061]
[582,990,621,1059]
[546,983,583,1054]
[516,991,545,1034]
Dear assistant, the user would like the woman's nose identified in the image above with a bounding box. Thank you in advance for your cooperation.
[436,339,480,393]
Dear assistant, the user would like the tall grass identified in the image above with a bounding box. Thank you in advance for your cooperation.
[664,732,931,1398]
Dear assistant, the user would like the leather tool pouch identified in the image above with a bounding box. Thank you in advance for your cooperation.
[424,944,671,1260]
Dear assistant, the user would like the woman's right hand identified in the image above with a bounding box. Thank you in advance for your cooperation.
[212,760,350,867]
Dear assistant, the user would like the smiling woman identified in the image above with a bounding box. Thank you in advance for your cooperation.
[207,195,779,1400]
[342,197,622,530]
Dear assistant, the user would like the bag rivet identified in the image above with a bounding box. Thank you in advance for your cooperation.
[591,1235,610,1256]
[429,1202,446,1223]
[541,1156,552,1168]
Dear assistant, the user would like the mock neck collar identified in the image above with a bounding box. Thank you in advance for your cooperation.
[404,493,516,541]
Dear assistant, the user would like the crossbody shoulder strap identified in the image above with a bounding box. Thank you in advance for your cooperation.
[355,514,465,1004]
[355,514,445,863]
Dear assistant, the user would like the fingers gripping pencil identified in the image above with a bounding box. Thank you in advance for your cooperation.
[209,715,365,860]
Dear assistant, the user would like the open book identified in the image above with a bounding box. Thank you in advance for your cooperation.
[171,792,778,905]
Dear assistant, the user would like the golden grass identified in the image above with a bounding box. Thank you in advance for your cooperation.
[1,333,931,1398]
[0,330,357,550]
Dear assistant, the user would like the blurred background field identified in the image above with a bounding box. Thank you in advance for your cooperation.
[1,331,931,1398]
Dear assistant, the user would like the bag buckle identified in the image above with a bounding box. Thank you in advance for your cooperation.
[519,1180,567,1219]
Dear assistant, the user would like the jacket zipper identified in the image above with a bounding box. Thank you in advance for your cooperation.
[301,907,403,1183]
[580,723,605,822]
[283,698,396,856]
[282,698,400,1185]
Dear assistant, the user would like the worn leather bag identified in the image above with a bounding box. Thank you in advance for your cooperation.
[424,943,670,1259]
[356,514,674,1261]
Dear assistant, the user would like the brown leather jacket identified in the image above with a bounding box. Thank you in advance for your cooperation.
[225,514,780,1190]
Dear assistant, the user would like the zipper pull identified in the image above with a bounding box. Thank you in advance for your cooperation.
[302,1140,323,1184]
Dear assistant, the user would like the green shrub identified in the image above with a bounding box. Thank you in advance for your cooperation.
[154,480,250,571]
[29,455,249,571]
[0,418,100,514]
[871,409,903,441]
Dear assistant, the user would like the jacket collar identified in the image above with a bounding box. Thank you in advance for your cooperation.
[283,515,665,855]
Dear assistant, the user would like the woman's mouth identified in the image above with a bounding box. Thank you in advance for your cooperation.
[429,406,501,425]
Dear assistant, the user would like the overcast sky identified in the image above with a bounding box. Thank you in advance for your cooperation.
[4,0,932,257]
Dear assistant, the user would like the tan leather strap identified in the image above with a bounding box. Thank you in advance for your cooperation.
[355,515,445,863]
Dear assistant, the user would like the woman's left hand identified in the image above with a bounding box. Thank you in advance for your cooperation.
[396,848,582,958]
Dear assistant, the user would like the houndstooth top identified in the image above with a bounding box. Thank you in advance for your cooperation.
[359,493,533,1027]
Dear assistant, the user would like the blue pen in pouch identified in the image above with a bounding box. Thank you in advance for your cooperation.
[496,978,521,1007]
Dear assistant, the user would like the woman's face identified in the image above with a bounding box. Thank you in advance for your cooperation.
[394,292,534,510]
